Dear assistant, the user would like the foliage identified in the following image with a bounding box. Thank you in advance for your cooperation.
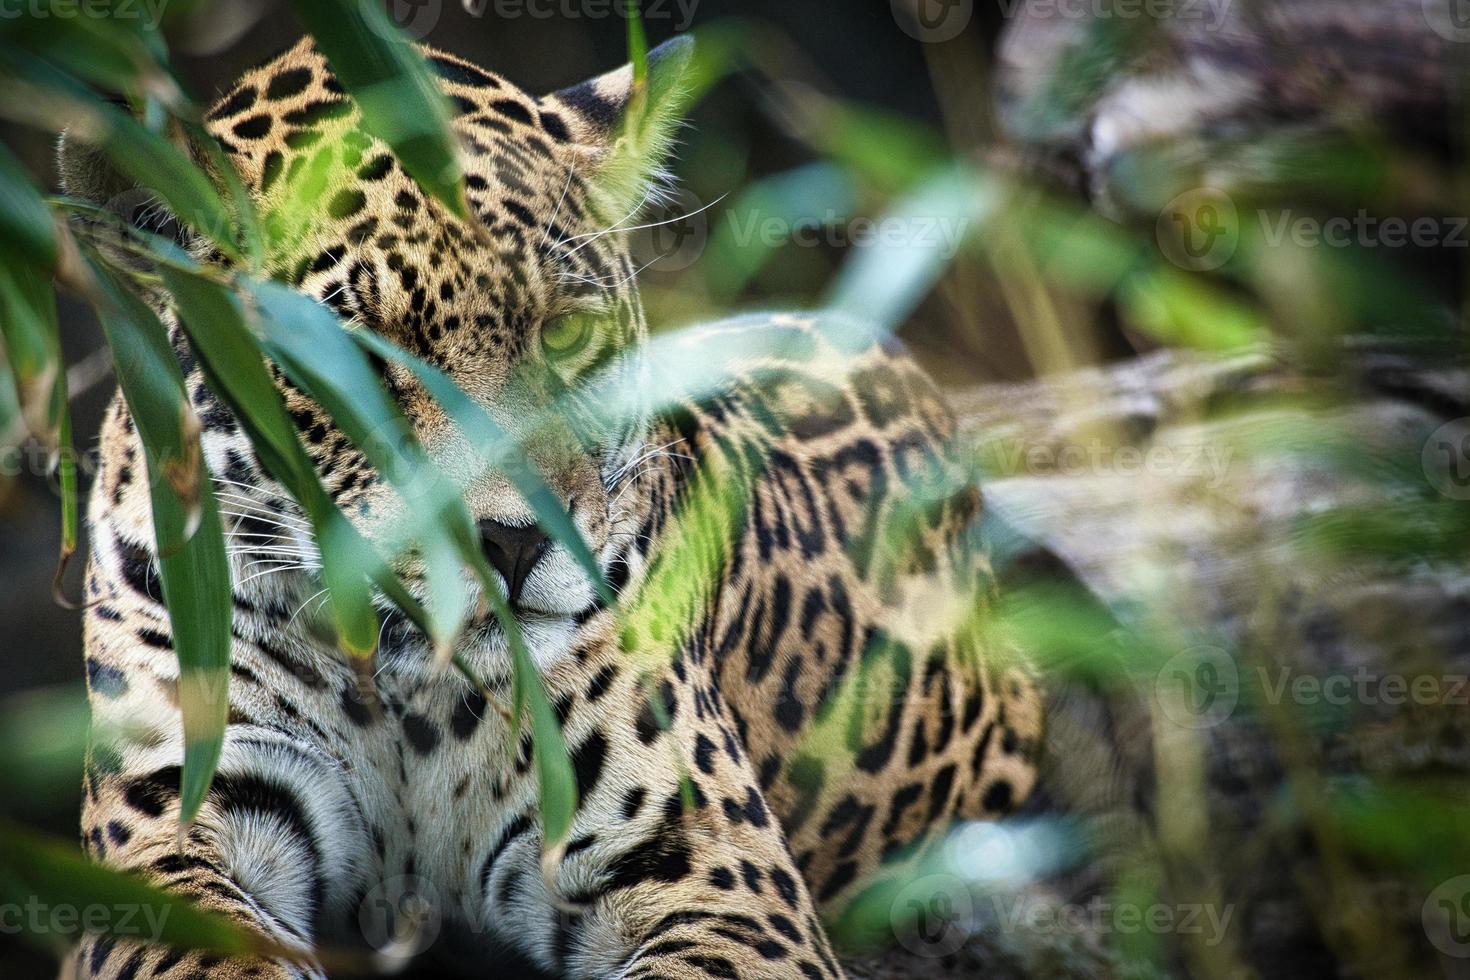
[0,1,1466,976]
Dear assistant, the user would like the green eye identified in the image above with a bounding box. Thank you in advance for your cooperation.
[541,313,595,359]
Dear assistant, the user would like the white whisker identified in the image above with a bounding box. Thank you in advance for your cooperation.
[555,192,728,261]
[540,160,577,251]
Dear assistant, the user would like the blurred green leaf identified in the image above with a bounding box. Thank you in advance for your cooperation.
[1,8,166,96]
[704,163,857,303]
[516,635,578,855]
[626,0,649,89]
[52,359,78,603]
[0,348,19,441]
[0,686,88,816]
[0,140,56,266]
[290,0,466,219]
[1330,781,1470,880]
[350,328,611,605]
[1121,267,1268,352]
[0,260,60,440]
[0,820,281,959]
[87,255,231,827]
[0,45,237,259]
[825,167,988,335]
[806,101,948,194]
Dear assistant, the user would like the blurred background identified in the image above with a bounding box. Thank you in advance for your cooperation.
[3,0,1470,977]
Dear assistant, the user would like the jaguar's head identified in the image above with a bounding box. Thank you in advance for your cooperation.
[62,36,695,661]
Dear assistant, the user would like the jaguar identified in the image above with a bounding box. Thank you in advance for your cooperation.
[62,35,1043,980]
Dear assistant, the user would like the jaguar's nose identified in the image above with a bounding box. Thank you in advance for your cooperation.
[477,519,551,606]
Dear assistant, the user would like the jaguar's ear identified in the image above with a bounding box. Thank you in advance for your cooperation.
[56,130,135,210]
[55,119,223,250]
[545,36,695,208]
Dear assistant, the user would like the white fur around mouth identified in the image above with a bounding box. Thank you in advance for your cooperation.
[462,612,582,672]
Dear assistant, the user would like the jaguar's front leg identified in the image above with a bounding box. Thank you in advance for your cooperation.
[523,644,847,980]
[73,597,375,979]
[71,736,345,980]
[604,781,846,980]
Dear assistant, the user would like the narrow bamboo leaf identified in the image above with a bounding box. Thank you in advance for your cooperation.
[247,282,576,852]
[0,47,237,259]
[288,0,466,219]
[1121,267,1267,352]
[350,329,611,604]
[313,514,384,658]
[87,257,230,825]
[797,99,949,194]
[0,821,279,959]
[0,260,60,442]
[824,167,989,336]
[0,141,57,266]
[520,637,577,852]
[626,0,649,90]
[0,350,19,442]
[0,263,54,391]
[704,163,857,303]
[51,360,78,606]
[162,268,381,657]
[246,282,474,655]
[3,10,163,95]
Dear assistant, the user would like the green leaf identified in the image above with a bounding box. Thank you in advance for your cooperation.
[805,101,949,194]
[824,167,989,336]
[0,686,88,815]
[703,163,857,303]
[626,0,649,90]
[87,255,231,826]
[162,267,381,657]
[0,260,60,441]
[350,329,611,605]
[51,359,78,605]
[1,9,167,96]
[0,348,19,441]
[518,635,578,854]
[246,282,576,859]
[1120,266,1267,352]
[245,281,473,654]
[0,140,56,266]
[0,46,237,259]
[288,2,466,219]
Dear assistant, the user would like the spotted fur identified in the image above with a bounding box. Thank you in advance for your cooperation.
[63,37,1042,980]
